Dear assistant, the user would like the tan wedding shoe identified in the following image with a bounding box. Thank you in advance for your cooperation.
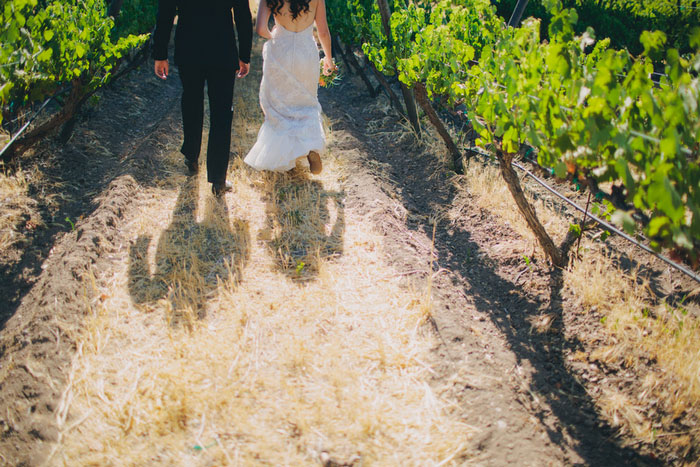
[307,151,322,174]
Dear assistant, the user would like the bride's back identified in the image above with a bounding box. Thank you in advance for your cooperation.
[270,0,319,32]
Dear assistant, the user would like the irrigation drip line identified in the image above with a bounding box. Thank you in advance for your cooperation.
[464,145,700,283]
[1,37,152,161]
[433,84,698,281]
[0,93,58,160]
[3,85,73,131]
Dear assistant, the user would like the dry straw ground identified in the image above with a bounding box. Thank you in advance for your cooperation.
[0,170,35,253]
[2,19,699,466]
[46,41,474,465]
[0,165,56,255]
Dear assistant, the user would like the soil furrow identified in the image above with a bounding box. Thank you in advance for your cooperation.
[0,61,181,466]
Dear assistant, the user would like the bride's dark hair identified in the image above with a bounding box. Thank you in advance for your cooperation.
[266,0,311,20]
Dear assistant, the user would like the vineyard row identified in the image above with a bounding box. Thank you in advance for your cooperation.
[327,0,700,267]
[0,0,157,160]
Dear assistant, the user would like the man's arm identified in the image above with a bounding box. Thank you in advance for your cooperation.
[152,0,177,78]
[232,0,253,65]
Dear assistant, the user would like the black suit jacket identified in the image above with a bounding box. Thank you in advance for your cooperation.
[152,0,253,70]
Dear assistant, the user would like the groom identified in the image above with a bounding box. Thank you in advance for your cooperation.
[152,0,253,196]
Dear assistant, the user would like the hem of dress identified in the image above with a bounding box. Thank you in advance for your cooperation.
[244,146,325,172]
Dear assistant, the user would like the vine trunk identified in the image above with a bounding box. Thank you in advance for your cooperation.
[496,147,564,267]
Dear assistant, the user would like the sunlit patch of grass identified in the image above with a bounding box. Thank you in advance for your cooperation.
[567,253,700,452]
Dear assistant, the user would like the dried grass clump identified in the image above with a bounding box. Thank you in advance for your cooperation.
[598,388,651,440]
[567,253,700,451]
[0,168,43,251]
[454,161,569,261]
[565,252,637,329]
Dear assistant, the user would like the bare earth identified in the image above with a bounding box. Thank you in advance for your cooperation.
[0,41,697,465]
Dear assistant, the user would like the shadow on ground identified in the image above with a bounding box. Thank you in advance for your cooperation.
[0,63,182,329]
[128,176,250,322]
[259,168,345,281]
[321,81,660,465]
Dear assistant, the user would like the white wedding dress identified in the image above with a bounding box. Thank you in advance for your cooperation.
[244,23,326,171]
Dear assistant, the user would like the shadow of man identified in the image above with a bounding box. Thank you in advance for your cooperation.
[128,176,250,323]
[259,169,344,280]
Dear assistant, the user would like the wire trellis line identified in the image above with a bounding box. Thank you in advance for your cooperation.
[463,145,700,284]
[0,92,60,160]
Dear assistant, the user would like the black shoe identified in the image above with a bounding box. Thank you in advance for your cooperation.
[185,159,198,175]
[212,180,233,197]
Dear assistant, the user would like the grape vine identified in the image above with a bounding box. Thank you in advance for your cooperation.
[1,0,152,155]
[328,0,700,263]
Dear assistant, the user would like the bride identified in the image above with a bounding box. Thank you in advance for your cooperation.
[243,0,336,174]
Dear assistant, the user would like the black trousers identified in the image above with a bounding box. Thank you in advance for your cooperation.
[178,65,236,185]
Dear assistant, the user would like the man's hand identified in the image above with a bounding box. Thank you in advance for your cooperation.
[155,60,169,80]
[237,60,250,78]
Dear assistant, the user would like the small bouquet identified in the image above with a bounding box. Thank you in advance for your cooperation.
[319,59,341,88]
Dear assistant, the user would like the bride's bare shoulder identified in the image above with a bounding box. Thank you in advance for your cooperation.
[272,0,319,30]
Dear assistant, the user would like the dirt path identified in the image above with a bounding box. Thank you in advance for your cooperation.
[323,79,677,463]
[319,84,660,465]
[0,38,689,465]
[33,43,473,465]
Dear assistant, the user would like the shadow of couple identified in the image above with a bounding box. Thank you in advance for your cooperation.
[128,176,250,324]
[259,168,345,280]
[128,168,345,324]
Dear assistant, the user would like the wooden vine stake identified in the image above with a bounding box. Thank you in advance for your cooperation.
[375,0,421,136]
[3,79,85,161]
[413,82,463,173]
[332,35,379,98]
[399,82,421,136]
[496,145,564,267]
[366,58,406,116]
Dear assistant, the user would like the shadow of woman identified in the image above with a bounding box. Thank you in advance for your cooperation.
[259,169,344,280]
[127,176,250,324]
